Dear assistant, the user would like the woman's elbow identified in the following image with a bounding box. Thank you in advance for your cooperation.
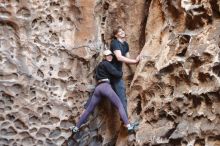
[116,75,122,79]
[118,73,123,78]
[116,56,123,62]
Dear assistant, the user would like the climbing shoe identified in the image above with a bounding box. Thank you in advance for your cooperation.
[127,122,139,133]
[70,126,79,133]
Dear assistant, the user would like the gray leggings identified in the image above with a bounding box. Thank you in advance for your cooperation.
[76,82,129,128]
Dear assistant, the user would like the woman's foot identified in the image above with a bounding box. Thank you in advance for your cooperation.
[126,122,139,133]
[70,126,79,133]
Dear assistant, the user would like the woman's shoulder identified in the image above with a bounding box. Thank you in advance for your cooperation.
[102,60,111,64]
[98,60,108,65]
[111,39,119,44]
[101,60,112,67]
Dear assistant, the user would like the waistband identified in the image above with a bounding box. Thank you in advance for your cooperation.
[97,78,110,84]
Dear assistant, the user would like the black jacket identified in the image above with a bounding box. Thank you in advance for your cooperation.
[96,60,122,81]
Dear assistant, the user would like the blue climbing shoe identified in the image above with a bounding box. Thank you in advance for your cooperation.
[127,122,139,133]
[70,126,79,133]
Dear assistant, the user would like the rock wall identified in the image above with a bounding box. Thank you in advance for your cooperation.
[0,0,220,146]
[129,0,220,146]
[0,0,101,145]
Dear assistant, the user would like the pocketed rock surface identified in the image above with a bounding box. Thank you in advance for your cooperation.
[0,0,220,146]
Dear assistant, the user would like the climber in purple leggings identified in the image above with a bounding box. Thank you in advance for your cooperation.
[71,50,138,133]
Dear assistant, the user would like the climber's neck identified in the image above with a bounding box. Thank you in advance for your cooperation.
[117,38,125,43]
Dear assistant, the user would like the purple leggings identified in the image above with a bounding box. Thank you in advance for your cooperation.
[76,82,129,128]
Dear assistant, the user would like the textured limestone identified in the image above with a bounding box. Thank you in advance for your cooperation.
[0,0,220,146]
[0,0,100,146]
[129,0,220,146]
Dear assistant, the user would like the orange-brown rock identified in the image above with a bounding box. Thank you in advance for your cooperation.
[0,0,220,146]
